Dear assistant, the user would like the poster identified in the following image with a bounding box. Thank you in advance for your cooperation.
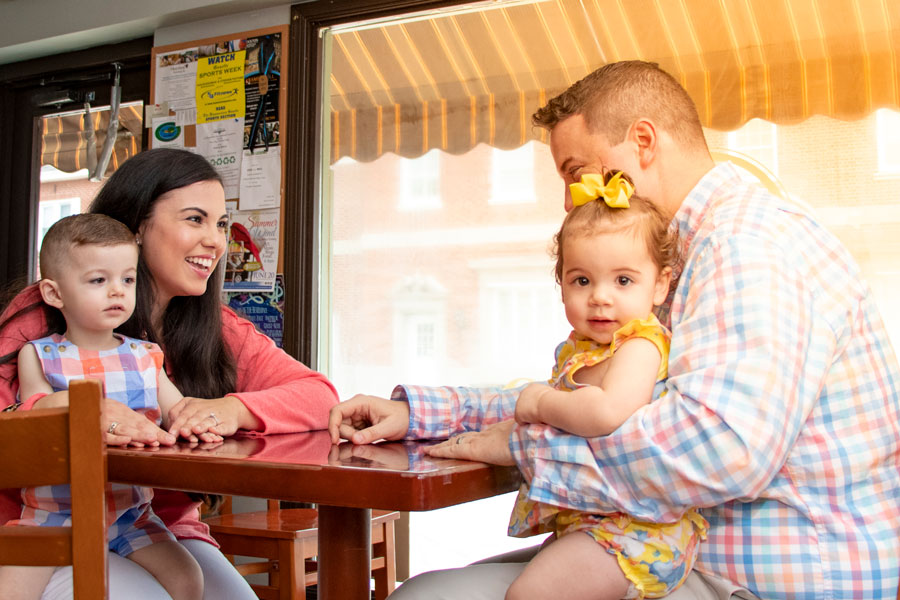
[226,274,284,347]
[243,34,281,151]
[196,119,243,199]
[155,48,199,112]
[239,147,281,209]
[196,50,246,124]
[225,208,279,292]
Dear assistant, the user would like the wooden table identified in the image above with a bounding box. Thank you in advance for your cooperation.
[107,431,521,599]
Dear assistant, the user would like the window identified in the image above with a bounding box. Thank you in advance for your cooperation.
[876,108,900,176]
[399,150,441,210]
[491,144,536,205]
[726,119,778,175]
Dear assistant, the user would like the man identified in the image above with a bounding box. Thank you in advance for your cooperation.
[331,60,900,599]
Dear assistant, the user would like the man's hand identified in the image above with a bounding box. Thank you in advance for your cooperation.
[328,441,410,470]
[424,420,516,465]
[328,394,410,445]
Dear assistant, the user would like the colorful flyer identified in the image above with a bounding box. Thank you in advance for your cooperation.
[195,50,246,124]
[243,34,281,151]
[226,274,285,347]
[224,208,279,292]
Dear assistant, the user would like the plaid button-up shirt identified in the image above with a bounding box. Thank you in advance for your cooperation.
[395,163,900,599]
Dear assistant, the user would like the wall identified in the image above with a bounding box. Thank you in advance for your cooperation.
[0,0,294,65]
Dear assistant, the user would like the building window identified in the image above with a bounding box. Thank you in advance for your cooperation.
[415,321,435,358]
[38,198,80,246]
[399,150,441,210]
[876,109,900,176]
[727,119,778,175]
[491,144,536,205]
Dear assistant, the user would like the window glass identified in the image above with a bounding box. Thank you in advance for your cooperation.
[726,118,778,175]
[321,10,900,581]
[399,150,441,211]
[876,108,900,176]
[491,145,536,205]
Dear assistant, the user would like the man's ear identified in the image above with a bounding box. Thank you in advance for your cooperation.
[38,279,64,309]
[628,118,658,169]
[653,266,672,306]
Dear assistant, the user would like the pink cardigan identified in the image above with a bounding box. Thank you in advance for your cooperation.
[0,284,339,544]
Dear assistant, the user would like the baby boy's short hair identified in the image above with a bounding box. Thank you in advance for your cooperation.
[39,213,136,280]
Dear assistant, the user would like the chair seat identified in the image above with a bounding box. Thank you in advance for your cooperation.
[204,504,400,600]
[205,508,398,540]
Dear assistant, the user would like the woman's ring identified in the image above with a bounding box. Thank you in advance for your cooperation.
[456,435,464,445]
[107,421,119,434]
[209,412,220,426]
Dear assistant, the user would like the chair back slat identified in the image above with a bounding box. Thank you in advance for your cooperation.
[68,380,109,598]
[0,527,72,564]
[0,379,108,599]
[0,407,70,487]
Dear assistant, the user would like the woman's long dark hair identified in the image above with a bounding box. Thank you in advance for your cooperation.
[89,148,236,401]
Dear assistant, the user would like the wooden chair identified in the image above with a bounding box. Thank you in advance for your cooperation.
[0,379,108,599]
[205,498,399,600]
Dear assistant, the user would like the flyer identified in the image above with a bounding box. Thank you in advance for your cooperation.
[196,50,246,124]
[196,119,243,199]
[239,147,281,209]
[225,208,279,292]
[226,274,285,347]
[154,49,199,112]
[243,34,281,151]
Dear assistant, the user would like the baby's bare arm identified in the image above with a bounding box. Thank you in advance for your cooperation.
[517,338,662,437]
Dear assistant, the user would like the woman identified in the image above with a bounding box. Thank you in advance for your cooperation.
[0,148,339,599]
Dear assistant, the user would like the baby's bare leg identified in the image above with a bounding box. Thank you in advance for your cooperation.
[0,566,56,600]
[505,532,630,600]
[127,540,203,600]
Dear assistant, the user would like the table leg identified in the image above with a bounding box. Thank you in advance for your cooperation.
[318,505,372,600]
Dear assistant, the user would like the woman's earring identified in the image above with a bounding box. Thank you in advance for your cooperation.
[135,236,142,246]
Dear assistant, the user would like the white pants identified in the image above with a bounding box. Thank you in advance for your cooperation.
[389,545,760,600]
[40,539,256,600]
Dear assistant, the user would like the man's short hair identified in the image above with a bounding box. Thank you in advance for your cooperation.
[533,60,707,150]
[39,213,136,280]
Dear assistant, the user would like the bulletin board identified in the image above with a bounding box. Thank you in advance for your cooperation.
[149,26,287,297]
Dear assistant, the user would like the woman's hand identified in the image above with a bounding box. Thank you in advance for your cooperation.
[166,395,258,442]
[514,383,554,425]
[103,398,177,447]
[424,420,517,465]
[33,390,177,447]
[328,394,410,445]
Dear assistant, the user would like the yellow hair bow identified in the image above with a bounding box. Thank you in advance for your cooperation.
[569,172,634,208]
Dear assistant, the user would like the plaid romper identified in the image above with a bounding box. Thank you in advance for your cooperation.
[8,333,175,557]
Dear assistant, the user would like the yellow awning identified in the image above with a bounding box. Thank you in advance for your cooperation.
[329,0,900,162]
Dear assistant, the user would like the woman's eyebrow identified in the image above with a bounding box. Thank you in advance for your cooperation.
[179,207,208,216]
